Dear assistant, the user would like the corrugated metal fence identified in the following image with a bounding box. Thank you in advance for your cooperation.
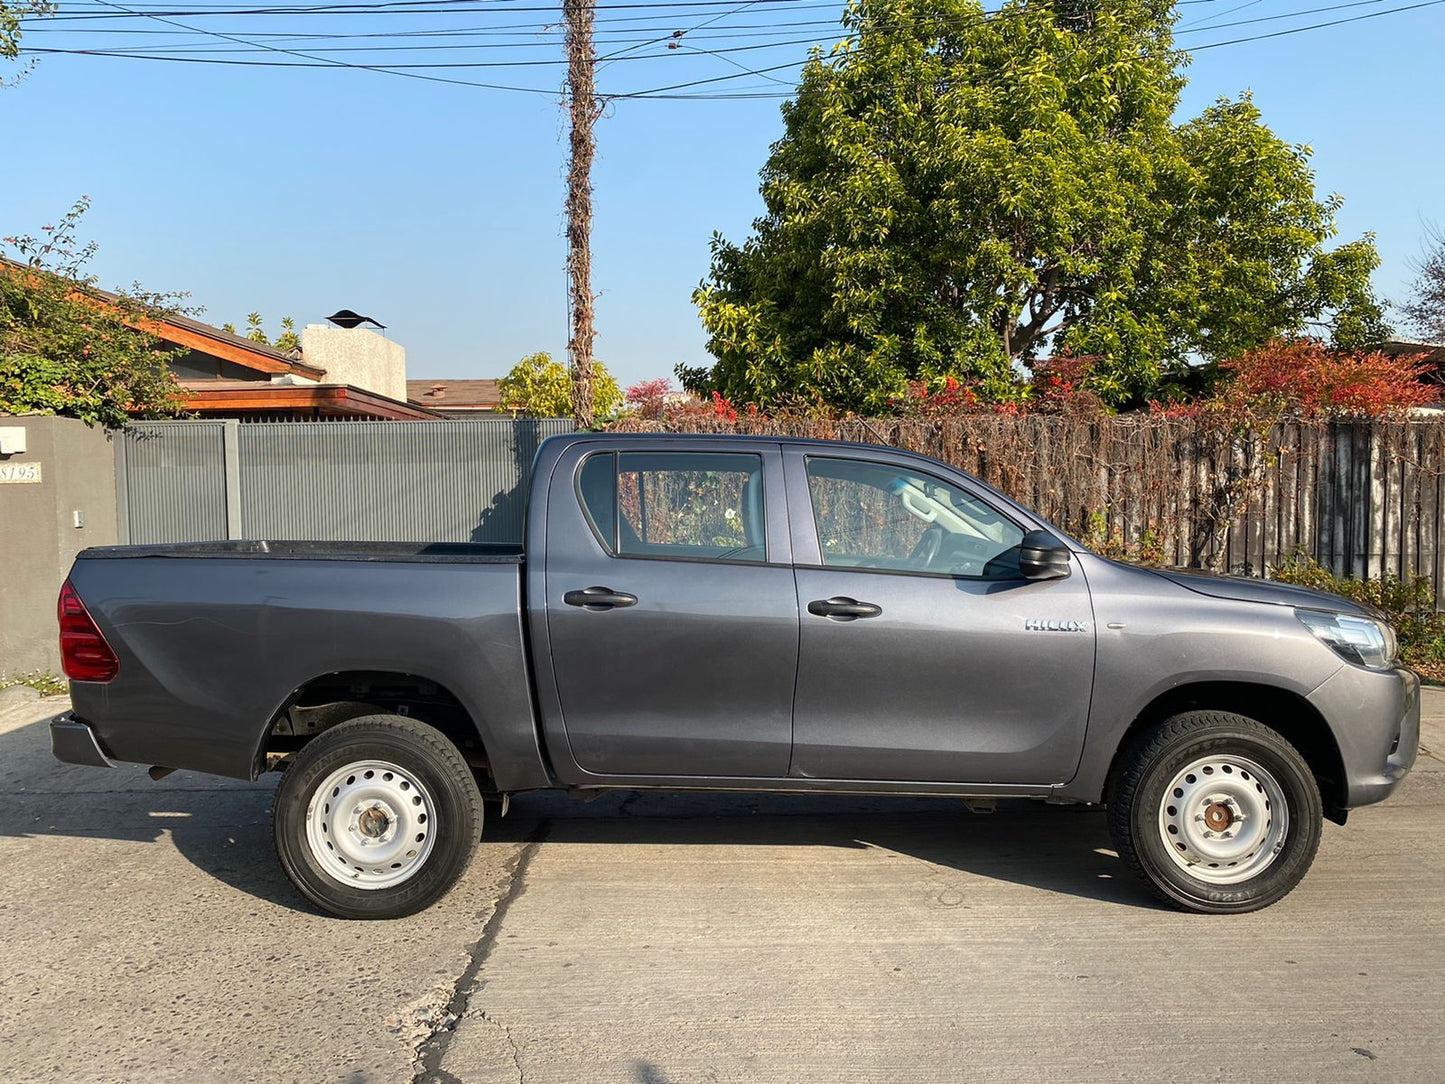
[116,418,573,544]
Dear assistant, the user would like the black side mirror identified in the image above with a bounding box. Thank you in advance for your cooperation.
[1018,530,1071,580]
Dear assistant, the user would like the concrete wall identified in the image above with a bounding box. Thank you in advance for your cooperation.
[300,326,407,402]
[0,416,119,680]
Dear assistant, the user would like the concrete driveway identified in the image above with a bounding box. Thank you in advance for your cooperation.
[1,688,1442,1084]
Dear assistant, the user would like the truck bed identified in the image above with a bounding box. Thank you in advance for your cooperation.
[65,542,546,786]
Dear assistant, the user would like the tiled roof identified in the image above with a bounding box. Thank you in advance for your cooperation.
[407,379,503,408]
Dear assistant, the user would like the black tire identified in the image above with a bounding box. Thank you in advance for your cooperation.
[274,715,483,919]
[1107,711,1323,914]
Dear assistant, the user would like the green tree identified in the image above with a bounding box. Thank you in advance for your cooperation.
[690,0,1388,411]
[497,350,622,419]
[2,0,54,85]
[222,313,301,352]
[2,198,186,428]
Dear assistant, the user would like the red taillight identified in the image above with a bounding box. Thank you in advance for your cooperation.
[58,580,119,682]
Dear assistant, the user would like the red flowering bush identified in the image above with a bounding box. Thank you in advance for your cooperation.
[1029,353,1105,415]
[887,360,1104,419]
[622,379,738,423]
[1218,340,1433,419]
[889,376,980,417]
[624,377,673,420]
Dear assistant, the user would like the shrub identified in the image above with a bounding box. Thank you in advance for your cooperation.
[622,378,739,423]
[498,351,622,418]
[1270,553,1445,681]
[0,672,67,697]
[1220,340,1434,419]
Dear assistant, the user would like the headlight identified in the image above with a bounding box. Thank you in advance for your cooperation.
[1296,609,1397,670]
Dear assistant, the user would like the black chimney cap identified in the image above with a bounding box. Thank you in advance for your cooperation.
[326,309,385,330]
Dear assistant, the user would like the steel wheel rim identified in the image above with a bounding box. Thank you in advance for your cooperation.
[1157,754,1289,885]
[305,760,437,890]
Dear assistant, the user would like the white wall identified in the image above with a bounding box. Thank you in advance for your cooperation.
[300,326,407,402]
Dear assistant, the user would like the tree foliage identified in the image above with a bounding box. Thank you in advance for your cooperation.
[1213,339,1432,419]
[2,198,186,428]
[222,312,301,352]
[2,0,53,85]
[1400,224,1445,343]
[497,350,622,418]
[690,0,1389,412]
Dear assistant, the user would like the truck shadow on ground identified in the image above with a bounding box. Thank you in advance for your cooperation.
[487,788,1161,911]
[1,712,1161,914]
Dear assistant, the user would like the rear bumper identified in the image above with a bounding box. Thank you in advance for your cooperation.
[1308,665,1420,809]
[50,713,116,769]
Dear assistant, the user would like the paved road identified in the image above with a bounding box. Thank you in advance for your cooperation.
[1,688,1442,1083]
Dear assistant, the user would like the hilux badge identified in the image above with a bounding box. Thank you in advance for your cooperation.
[1025,619,1088,632]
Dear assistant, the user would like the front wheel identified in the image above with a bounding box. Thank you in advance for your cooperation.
[274,715,483,919]
[1107,711,1323,914]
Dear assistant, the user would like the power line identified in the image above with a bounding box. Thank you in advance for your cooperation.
[1177,0,1264,31]
[1189,0,1444,46]
[28,0,1417,47]
[29,0,846,20]
[596,0,770,67]
[30,30,840,62]
[32,0,1418,53]
[82,0,565,89]
[21,0,1445,97]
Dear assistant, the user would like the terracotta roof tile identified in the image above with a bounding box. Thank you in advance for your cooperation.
[406,379,503,408]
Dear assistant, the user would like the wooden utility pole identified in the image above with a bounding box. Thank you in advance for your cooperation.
[563,0,598,429]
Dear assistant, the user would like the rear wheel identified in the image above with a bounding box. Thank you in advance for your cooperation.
[274,715,483,919]
[1108,711,1322,914]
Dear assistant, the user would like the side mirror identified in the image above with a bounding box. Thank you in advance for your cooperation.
[1018,530,1071,580]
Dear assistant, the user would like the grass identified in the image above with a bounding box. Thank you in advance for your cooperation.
[0,672,68,697]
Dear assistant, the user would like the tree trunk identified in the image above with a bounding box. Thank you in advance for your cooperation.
[564,0,597,428]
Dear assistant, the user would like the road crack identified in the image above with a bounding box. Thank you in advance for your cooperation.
[411,822,547,1084]
[480,1012,525,1084]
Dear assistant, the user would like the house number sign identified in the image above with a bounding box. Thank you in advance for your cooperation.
[0,462,42,484]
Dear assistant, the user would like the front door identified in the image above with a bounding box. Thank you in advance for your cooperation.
[543,442,797,778]
[786,448,1096,785]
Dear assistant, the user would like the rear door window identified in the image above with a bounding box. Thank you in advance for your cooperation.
[577,451,766,562]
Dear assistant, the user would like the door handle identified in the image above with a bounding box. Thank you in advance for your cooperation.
[807,596,882,620]
[564,586,638,611]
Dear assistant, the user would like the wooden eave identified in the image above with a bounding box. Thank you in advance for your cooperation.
[179,384,442,420]
[136,317,327,380]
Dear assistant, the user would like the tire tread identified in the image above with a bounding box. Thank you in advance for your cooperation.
[1107,710,1322,914]
[273,714,483,919]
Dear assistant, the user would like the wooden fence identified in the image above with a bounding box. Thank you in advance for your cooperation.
[615,414,1445,602]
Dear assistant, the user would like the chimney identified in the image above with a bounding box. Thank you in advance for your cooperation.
[299,316,406,402]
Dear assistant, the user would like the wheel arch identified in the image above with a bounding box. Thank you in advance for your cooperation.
[255,670,496,788]
[1101,681,1349,824]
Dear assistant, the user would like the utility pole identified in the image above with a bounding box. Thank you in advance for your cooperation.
[563,0,598,429]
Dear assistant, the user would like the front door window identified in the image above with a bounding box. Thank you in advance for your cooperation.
[804,456,1024,578]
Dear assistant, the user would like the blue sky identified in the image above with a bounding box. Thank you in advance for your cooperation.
[3,0,1442,388]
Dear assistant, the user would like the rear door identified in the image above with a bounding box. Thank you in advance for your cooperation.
[542,440,797,778]
[785,446,1095,785]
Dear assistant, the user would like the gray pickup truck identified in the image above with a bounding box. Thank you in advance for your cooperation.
[52,433,1418,918]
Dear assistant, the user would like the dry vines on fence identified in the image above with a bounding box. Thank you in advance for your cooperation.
[609,413,1445,584]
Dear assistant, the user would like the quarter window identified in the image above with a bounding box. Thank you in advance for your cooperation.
[577,451,766,562]
[805,457,1024,578]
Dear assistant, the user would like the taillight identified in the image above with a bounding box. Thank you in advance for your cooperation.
[58,579,119,682]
